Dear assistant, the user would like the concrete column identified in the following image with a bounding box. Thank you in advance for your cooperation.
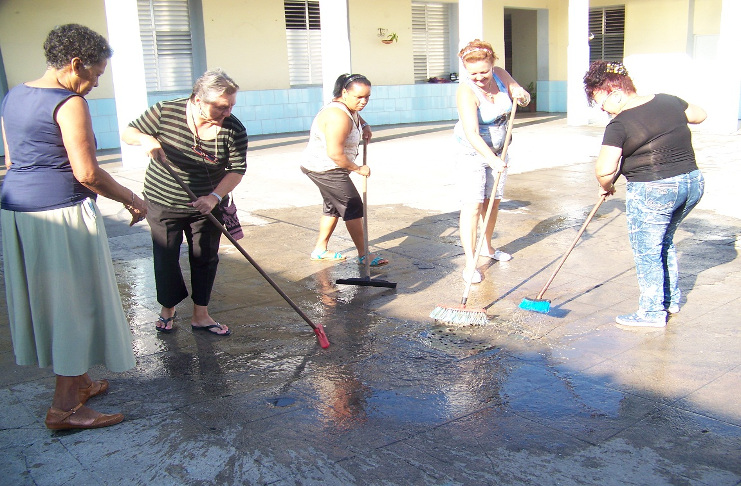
[104,0,150,168]
[712,0,741,133]
[458,0,483,50]
[566,0,590,126]
[319,0,352,104]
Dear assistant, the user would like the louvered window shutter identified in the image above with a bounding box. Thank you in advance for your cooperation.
[285,1,323,86]
[138,0,195,92]
[589,6,625,62]
[412,2,451,82]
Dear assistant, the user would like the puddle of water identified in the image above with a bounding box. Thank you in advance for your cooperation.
[270,396,297,407]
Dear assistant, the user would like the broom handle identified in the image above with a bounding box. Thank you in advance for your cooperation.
[156,157,321,331]
[534,194,606,300]
[361,142,371,278]
[461,103,517,305]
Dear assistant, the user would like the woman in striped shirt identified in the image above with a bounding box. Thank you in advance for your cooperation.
[123,69,248,336]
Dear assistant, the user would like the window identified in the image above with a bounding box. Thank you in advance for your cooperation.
[588,6,625,62]
[138,0,195,92]
[412,2,451,82]
[284,0,322,86]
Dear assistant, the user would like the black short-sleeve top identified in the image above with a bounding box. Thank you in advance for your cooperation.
[602,94,698,182]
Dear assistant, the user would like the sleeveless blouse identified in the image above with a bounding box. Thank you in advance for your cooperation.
[1,84,96,211]
[454,74,513,154]
[301,101,361,173]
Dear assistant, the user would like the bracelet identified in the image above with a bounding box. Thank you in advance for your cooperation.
[125,190,135,209]
[210,192,222,203]
[361,123,369,129]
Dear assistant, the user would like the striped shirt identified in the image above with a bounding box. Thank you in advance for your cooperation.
[129,98,248,211]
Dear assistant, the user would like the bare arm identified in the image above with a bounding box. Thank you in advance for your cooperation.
[188,172,243,214]
[121,125,167,163]
[595,145,623,196]
[457,84,505,170]
[320,107,370,176]
[57,96,147,224]
[1,117,10,168]
[493,67,530,106]
[685,103,707,124]
[357,114,372,143]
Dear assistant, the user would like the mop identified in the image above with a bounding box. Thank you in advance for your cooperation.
[430,104,517,325]
[336,142,397,289]
[156,158,330,348]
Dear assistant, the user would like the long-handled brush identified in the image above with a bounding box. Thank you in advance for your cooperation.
[156,157,330,348]
[519,193,608,314]
[336,142,396,289]
[430,104,517,325]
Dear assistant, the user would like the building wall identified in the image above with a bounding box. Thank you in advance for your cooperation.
[201,0,291,90]
[0,0,113,99]
[1,0,734,158]
[349,0,416,85]
[0,0,123,154]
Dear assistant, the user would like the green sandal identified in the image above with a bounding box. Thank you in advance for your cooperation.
[358,255,389,267]
[311,250,346,261]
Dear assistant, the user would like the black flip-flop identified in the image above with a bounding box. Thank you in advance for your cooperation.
[191,322,231,336]
[156,312,177,333]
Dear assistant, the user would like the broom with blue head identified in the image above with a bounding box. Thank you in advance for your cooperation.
[519,187,613,314]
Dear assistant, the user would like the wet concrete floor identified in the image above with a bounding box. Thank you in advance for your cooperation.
[1,113,740,485]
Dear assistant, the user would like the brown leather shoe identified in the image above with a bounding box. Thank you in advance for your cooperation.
[45,403,124,430]
[78,379,109,404]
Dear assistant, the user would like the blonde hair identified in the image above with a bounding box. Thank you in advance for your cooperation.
[458,39,498,65]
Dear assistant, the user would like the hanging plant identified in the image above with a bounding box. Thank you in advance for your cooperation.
[381,33,398,44]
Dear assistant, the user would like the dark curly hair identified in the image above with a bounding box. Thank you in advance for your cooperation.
[43,24,112,69]
[583,60,636,106]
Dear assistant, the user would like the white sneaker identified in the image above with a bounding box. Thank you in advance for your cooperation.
[462,269,482,284]
[615,312,667,328]
[482,249,512,262]
[667,304,680,314]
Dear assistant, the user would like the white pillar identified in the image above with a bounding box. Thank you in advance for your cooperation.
[104,0,150,168]
[458,0,483,50]
[319,0,352,104]
[711,0,741,133]
[566,0,590,126]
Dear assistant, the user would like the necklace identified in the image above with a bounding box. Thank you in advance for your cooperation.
[188,101,219,164]
[473,77,499,103]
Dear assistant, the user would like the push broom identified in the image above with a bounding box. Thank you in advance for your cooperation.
[518,192,609,314]
[336,142,397,289]
[156,157,330,348]
[430,104,517,326]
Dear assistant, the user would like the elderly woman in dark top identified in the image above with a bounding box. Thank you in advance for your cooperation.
[122,69,248,336]
[584,60,706,328]
[1,24,147,430]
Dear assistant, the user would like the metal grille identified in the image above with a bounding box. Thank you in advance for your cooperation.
[138,0,195,92]
[412,2,451,82]
[589,6,625,62]
[285,1,323,86]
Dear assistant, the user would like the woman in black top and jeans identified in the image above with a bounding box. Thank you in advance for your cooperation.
[584,61,706,328]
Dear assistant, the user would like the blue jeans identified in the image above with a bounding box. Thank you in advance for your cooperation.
[625,170,704,319]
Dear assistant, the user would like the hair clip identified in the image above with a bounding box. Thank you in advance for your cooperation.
[605,62,628,76]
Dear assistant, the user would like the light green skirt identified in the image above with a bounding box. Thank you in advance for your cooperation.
[1,199,135,376]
